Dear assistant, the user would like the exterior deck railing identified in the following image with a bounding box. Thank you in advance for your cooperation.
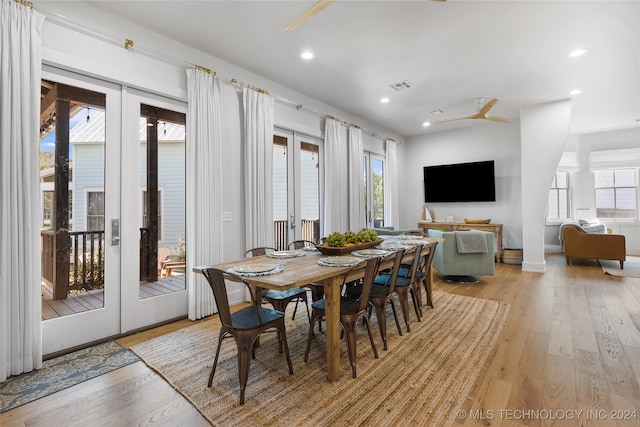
[41,229,105,300]
[274,218,319,250]
[42,219,320,299]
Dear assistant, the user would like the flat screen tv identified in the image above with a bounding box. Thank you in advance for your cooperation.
[423,160,496,203]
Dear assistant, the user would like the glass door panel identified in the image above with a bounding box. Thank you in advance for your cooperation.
[299,140,321,243]
[40,68,121,355]
[120,90,188,333]
[364,153,385,228]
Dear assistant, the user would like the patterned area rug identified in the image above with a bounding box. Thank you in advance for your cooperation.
[131,291,509,426]
[599,256,640,278]
[1,341,140,413]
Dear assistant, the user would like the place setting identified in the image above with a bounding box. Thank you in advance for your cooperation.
[227,263,285,277]
[351,248,388,258]
[266,249,305,259]
[377,242,407,251]
[317,256,363,267]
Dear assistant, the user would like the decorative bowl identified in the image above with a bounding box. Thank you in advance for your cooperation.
[463,218,491,224]
[315,239,384,256]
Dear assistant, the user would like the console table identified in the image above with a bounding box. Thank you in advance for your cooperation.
[418,221,504,262]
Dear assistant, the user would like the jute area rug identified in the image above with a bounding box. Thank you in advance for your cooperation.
[131,291,509,427]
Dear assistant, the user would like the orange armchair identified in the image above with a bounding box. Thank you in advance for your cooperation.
[562,224,626,268]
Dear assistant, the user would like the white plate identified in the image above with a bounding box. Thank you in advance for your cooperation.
[321,256,359,265]
[378,243,405,250]
[353,249,387,257]
[268,250,302,258]
[302,246,318,252]
[233,263,277,274]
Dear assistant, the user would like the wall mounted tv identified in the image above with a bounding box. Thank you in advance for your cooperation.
[423,160,496,203]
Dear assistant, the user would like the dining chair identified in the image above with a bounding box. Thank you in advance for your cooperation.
[288,240,316,249]
[199,267,294,405]
[346,249,405,350]
[377,244,423,332]
[304,257,381,378]
[288,239,325,305]
[412,241,438,309]
[398,241,438,309]
[246,246,310,322]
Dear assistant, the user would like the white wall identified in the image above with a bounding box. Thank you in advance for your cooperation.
[403,122,523,249]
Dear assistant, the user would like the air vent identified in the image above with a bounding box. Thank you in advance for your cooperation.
[387,80,413,91]
[427,108,447,116]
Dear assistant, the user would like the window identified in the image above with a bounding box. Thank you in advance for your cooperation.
[547,172,570,221]
[594,169,638,219]
[87,191,105,231]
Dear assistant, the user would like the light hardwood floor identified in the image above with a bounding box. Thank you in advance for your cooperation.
[2,254,639,426]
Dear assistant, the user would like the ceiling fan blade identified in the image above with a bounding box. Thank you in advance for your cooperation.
[485,115,511,123]
[436,114,476,123]
[477,98,499,116]
[283,0,335,32]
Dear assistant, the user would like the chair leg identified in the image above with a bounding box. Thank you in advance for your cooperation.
[236,334,259,405]
[341,317,359,378]
[304,310,322,362]
[292,298,300,320]
[388,298,403,337]
[278,321,294,375]
[410,287,422,321]
[371,299,388,350]
[208,330,226,387]
[422,275,433,308]
[395,288,412,332]
[362,315,379,360]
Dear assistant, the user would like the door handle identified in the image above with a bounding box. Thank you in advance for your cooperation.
[111,219,120,246]
[290,213,296,229]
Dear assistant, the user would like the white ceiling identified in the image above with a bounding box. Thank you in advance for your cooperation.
[84,0,640,138]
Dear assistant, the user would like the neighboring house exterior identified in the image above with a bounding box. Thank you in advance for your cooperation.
[42,109,186,251]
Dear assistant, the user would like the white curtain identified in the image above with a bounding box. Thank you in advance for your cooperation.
[386,139,400,227]
[323,117,347,233]
[348,126,365,231]
[243,88,274,250]
[0,0,45,382]
[185,69,223,320]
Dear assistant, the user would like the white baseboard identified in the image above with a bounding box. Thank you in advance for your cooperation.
[522,261,547,273]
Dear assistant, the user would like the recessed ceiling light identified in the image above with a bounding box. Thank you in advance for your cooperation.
[380,97,390,103]
[569,89,582,95]
[301,51,313,60]
[422,121,431,127]
[569,48,587,58]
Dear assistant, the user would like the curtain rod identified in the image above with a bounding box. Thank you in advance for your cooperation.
[14,0,33,8]
[36,5,394,143]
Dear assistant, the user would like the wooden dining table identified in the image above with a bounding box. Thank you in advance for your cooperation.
[193,236,442,382]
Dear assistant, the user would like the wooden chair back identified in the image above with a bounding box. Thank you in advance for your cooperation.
[245,247,277,257]
[386,248,406,293]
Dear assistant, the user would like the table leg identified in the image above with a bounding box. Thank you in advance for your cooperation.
[425,264,434,308]
[324,276,341,382]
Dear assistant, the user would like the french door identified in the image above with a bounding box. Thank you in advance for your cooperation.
[273,128,323,248]
[364,152,385,228]
[119,89,188,332]
[41,67,122,355]
[41,68,188,354]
